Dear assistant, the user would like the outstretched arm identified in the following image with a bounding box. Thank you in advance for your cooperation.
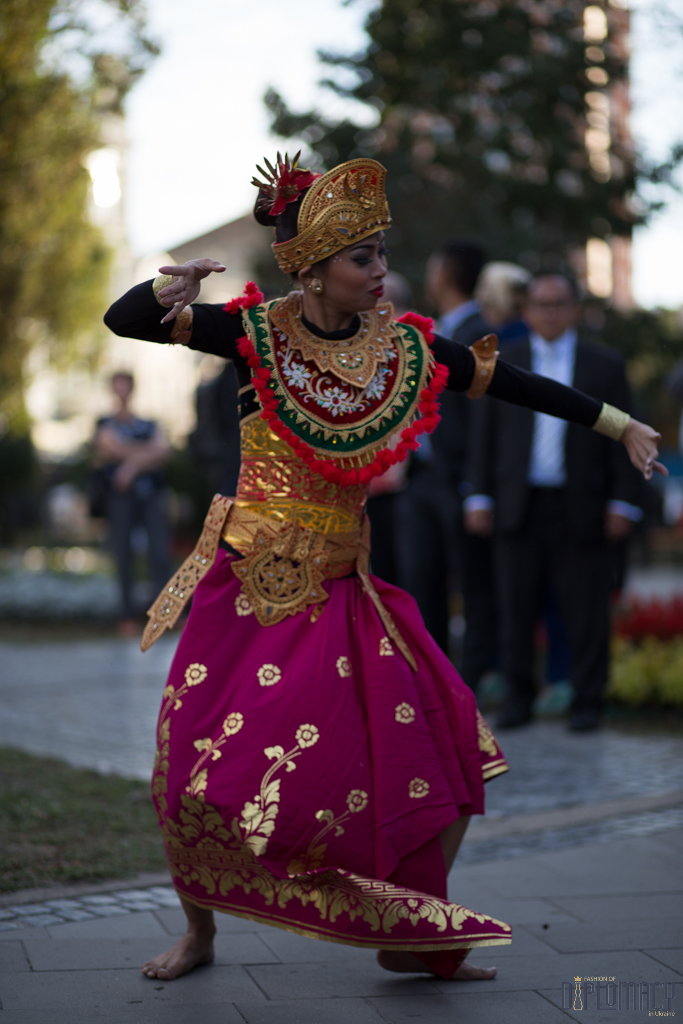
[432,333,666,482]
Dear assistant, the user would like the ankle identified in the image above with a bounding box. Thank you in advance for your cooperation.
[186,923,216,941]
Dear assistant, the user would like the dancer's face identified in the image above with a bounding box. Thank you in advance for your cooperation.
[299,232,389,313]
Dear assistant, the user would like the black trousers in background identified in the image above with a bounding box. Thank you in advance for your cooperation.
[495,488,612,716]
[395,469,459,653]
[106,489,171,619]
[367,493,399,586]
[459,528,498,691]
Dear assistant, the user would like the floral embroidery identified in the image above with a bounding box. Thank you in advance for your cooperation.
[258,663,282,687]
[316,385,358,417]
[395,702,416,725]
[409,778,430,799]
[336,655,352,678]
[235,594,254,617]
[365,366,390,401]
[282,359,313,390]
[238,725,320,856]
[379,637,394,656]
[476,709,498,757]
[295,723,320,749]
[287,787,369,874]
[347,789,369,814]
[223,712,244,736]
[185,663,207,686]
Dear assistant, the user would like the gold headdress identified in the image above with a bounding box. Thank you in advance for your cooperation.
[263,158,391,273]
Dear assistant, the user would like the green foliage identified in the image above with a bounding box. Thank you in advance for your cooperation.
[265,0,658,292]
[608,637,683,708]
[0,0,157,430]
[0,746,165,892]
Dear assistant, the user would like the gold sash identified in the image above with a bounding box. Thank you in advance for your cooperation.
[142,495,416,670]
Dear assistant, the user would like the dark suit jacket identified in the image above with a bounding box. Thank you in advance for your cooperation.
[426,310,490,483]
[467,337,641,542]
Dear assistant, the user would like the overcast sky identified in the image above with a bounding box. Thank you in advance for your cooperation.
[122,0,683,310]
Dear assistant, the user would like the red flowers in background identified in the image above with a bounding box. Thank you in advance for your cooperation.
[614,595,683,641]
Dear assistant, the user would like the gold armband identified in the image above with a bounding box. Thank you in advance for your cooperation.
[593,403,630,441]
[467,333,499,399]
[153,274,193,344]
[152,274,174,305]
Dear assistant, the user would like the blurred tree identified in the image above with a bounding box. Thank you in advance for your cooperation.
[0,0,157,541]
[0,0,157,432]
[265,0,673,295]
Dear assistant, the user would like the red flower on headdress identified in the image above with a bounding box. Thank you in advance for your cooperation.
[252,151,320,217]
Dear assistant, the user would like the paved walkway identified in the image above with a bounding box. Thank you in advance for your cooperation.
[1,635,682,1020]
[0,829,681,1023]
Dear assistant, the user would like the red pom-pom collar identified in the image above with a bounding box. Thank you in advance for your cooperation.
[226,287,447,486]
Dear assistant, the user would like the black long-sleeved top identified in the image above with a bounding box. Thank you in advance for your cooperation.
[104,281,603,429]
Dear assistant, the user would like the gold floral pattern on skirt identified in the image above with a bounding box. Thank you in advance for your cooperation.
[395,702,416,725]
[258,664,282,687]
[379,637,394,656]
[336,655,352,677]
[409,778,430,799]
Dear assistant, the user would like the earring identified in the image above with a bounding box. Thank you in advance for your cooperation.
[311,278,324,294]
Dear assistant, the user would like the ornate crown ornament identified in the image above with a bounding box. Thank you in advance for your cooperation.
[269,158,391,274]
[252,151,321,218]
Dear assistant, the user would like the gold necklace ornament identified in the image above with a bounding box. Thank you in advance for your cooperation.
[269,291,399,390]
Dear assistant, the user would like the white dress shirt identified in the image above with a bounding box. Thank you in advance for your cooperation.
[464,328,642,521]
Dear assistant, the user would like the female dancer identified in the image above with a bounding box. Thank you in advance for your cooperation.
[105,156,663,983]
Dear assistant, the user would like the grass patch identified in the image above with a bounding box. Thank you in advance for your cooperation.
[0,747,166,894]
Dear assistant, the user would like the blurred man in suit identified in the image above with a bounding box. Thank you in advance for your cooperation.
[396,239,489,654]
[465,274,641,731]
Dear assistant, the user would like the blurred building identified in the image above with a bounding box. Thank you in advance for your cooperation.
[579,2,634,310]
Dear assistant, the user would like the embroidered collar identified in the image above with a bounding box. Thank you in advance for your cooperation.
[269,291,398,389]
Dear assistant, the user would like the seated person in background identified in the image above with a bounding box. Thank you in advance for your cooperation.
[94,371,172,636]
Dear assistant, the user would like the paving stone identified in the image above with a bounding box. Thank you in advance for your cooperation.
[525,916,683,953]
[643,949,683,975]
[433,950,679,995]
[55,909,97,922]
[0,1007,244,1024]
[88,905,130,917]
[118,900,161,912]
[22,938,167,972]
[474,926,559,958]
[467,835,683,898]
[369,990,572,1023]
[255,929,378,964]
[0,942,29,972]
[25,914,66,927]
[0,921,20,932]
[446,884,576,925]
[236,997,387,1023]
[550,893,683,922]
[244,962,440,1000]
[155,907,260,936]
[46,909,168,940]
[0,909,19,920]
[79,895,120,906]
[113,889,159,900]
[0,964,266,1009]
[9,904,50,916]
[654,828,683,849]
[44,899,85,910]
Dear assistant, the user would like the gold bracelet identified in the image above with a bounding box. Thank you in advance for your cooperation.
[152,274,174,305]
[593,402,631,441]
[467,334,499,400]
[170,306,194,345]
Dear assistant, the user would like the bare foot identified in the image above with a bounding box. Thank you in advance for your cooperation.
[141,930,215,980]
[377,950,496,980]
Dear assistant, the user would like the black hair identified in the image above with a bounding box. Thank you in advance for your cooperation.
[434,239,488,297]
[530,272,581,301]
[253,188,308,244]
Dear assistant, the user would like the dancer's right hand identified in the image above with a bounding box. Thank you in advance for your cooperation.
[156,259,226,323]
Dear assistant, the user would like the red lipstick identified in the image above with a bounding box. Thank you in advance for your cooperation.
[370,285,385,297]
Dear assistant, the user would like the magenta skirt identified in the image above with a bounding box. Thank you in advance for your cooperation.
[152,551,511,968]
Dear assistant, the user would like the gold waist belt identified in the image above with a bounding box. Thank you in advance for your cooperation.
[141,495,416,670]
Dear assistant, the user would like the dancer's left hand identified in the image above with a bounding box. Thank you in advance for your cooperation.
[622,420,667,480]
